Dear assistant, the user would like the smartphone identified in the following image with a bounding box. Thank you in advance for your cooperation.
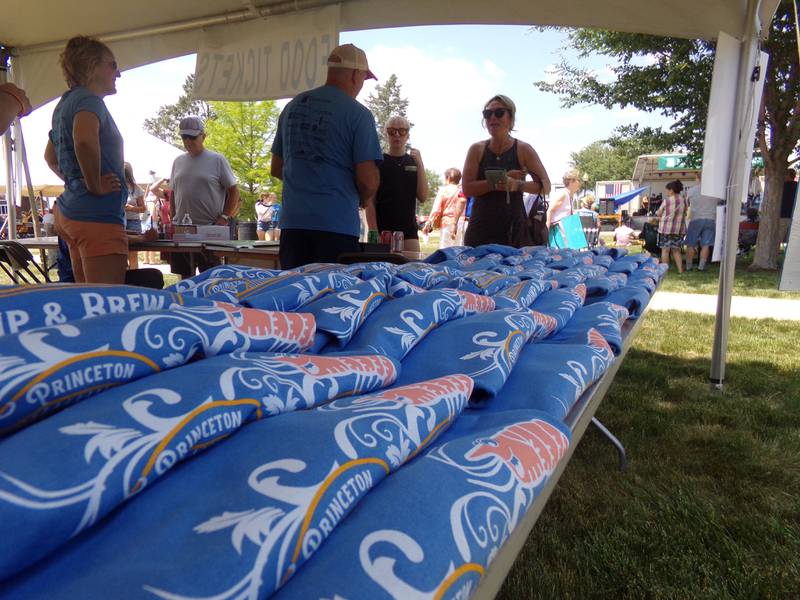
[485,168,507,188]
[405,143,412,153]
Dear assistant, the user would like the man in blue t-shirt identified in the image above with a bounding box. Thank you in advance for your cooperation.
[270,43,382,269]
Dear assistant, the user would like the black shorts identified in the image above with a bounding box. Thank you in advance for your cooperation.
[279,229,360,270]
[169,251,221,279]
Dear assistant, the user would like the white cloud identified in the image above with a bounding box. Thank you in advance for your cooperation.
[357,44,509,177]
[542,64,559,85]
[597,65,617,84]
[547,111,595,130]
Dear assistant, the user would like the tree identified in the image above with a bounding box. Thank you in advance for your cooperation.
[365,74,411,151]
[417,168,442,217]
[536,1,799,270]
[570,126,666,189]
[143,75,212,148]
[753,3,800,270]
[204,101,282,220]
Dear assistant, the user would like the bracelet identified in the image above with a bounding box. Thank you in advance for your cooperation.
[0,88,26,117]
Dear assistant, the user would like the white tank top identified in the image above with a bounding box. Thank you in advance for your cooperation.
[551,191,573,223]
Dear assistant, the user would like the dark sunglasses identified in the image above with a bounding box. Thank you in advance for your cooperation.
[483,108,511,119]
[386,127,409,136]
[181,134,200,140]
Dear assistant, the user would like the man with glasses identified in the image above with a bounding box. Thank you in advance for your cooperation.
[169,115,240,277]
[270,44,382,269]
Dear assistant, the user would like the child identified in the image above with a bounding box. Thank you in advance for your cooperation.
[614,216,636,247]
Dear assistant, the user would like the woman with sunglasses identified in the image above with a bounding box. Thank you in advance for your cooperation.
[461,95,550,248]
[44,36,127,284]
[375,115,428,252]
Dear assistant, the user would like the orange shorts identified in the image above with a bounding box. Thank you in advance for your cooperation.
[55,208,128,258]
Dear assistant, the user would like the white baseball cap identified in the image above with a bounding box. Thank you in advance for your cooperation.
[327,44,377,80]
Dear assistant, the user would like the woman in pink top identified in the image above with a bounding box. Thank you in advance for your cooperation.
[424,168,466,248]
[656,180,687,272]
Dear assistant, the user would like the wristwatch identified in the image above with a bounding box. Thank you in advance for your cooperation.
[219,213,231,223]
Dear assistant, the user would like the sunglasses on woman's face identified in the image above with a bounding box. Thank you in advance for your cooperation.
[483,108,510,119]
[386,127,409,136]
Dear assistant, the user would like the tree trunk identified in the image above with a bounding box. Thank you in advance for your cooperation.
[749,161,784,270]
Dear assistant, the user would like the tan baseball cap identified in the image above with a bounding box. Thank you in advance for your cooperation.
[327,43,377,80]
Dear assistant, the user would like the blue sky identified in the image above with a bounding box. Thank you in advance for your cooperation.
[14,25,673,186]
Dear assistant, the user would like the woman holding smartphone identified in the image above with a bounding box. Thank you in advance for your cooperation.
[461,94,550,248]
[375,115,428,252]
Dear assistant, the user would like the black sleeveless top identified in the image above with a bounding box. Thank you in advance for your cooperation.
[375,153,420,239]
[464,139,531,248]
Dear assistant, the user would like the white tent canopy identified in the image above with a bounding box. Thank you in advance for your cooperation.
[0,0,783,390]
[1,0,781,109]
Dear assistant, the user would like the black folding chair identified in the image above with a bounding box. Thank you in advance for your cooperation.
[0,241,52,284]
[579,215,600,248]
[0,241,165,289]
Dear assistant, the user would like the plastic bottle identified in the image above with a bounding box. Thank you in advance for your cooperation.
[181,213,193,225]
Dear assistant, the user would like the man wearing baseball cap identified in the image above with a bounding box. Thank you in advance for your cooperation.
[270,43,382,268]
[169,115,240,277]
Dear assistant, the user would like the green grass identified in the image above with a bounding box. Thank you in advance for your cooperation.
[498,311,800,599]
[657,252,800,299]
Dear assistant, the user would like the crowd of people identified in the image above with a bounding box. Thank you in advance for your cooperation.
[2,39,797,283]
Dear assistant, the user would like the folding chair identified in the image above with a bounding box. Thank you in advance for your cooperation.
[579,215,600,248]
[0,241,52,284]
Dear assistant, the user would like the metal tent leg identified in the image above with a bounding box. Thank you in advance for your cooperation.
[591,417,628,472]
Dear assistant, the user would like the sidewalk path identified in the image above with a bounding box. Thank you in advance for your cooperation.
[650,291,800,320]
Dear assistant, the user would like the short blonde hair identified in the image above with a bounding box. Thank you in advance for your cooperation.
[385,115,410,130]
[483,94,517,129]
[563,170,580,186]
[59,36,112,89]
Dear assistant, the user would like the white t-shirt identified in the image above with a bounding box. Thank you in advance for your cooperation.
[124,186,145,222]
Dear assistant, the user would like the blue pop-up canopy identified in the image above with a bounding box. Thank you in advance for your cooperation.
[613,185,650,207]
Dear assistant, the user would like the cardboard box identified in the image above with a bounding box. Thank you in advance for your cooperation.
[173,225,231,241]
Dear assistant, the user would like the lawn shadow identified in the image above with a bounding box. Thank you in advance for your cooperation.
[497,347,800,600]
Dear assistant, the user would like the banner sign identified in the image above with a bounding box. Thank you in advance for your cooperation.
[193,5,340,101]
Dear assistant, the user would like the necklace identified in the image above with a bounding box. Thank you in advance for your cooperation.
[489,136,513,160]
[387,153,406,167]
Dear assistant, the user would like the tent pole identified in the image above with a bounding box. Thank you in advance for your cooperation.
[709,0,762,391]
[16,124,42,238]
[1,49,18,240]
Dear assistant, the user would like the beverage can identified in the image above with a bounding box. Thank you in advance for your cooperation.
[380,230,392,245]
[392,231,404,252]
[367,230,379,244]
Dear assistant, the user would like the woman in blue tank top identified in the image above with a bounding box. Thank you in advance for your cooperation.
[461,95,551,248]
[44,36,128,284]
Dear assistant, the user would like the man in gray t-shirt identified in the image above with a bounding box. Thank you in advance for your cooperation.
[169,116,240,277]
[685,172,717,271]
